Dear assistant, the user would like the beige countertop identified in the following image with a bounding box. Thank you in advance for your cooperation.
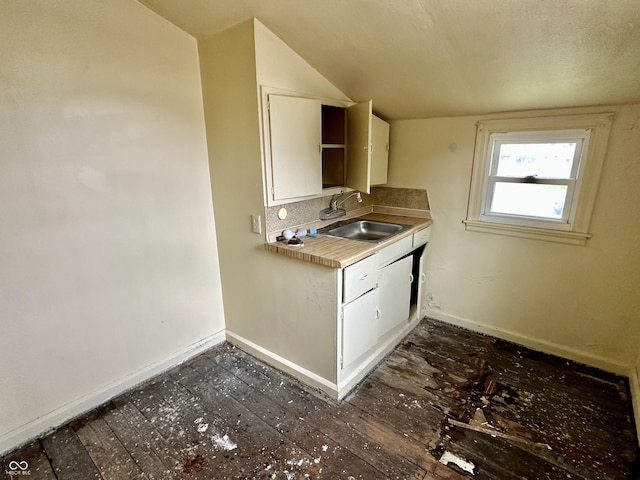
[264,210,432,268]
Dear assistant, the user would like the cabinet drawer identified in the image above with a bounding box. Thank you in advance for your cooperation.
[378,236,413,268]
[343,254,378,304]
[413,227,431,247]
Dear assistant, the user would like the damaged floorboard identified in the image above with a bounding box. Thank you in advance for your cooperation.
[2,319,637,479]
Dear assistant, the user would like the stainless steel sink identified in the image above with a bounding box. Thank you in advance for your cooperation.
[323,220,407,242]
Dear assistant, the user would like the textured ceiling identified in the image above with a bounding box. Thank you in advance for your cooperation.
[138,0,640,120]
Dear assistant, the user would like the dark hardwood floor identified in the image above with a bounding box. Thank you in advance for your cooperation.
[2,319,637,479]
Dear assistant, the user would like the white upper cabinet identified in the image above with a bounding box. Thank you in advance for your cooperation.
[267,94,322,201]
[262,89,390,206]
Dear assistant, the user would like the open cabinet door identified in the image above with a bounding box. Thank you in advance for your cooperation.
[346,100,372,193]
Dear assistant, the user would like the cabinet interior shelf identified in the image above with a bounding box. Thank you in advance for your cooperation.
[322,144,345,149]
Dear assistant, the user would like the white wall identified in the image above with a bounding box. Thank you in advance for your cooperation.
[0,0,225,454]
[388,105,640,373]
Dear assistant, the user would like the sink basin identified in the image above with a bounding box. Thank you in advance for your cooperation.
[324,220,406,242]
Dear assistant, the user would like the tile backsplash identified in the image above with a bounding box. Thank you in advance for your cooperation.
[265,186,429,234]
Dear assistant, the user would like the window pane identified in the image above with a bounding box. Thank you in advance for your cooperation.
[490,183,567,219]
[496,143,576,178]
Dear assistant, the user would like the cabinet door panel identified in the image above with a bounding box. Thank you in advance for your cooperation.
[346,100,372,194]
[378,256,412,338]
[342,289,378,369]
[269,95,322,200]
[370,116,389,185]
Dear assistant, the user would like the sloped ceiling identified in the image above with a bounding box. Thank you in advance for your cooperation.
[138,0,640,120]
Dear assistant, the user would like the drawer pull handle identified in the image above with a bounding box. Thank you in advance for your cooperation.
[359,273,368,280]
[409,274,414,283]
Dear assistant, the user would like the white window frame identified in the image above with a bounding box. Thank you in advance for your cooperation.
[465,113,613,245]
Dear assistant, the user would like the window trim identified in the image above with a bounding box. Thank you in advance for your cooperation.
[481,129,589,230]
[465,113,613,245]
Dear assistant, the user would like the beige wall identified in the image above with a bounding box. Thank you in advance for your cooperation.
[0,0,225,454]
[199,19,350,385]
[388,105,640,373]
[633,354,640,442]
[199,20,272,353]
[254,20,350,101]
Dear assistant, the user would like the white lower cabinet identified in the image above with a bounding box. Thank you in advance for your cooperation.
[341,288,378,369]
[377,256,413,338]
[339,237,421,376]
[261,226,430,400]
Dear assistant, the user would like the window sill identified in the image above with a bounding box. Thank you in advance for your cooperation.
[463,220,590,246]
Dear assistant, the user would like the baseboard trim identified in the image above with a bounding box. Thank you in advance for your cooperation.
[225,331,339,399]
[426,309,629,376]
[629,365,640,445]
[0,329,226,456]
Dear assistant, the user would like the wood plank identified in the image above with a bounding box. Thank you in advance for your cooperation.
[132,365,326,479]
[330,400,439,471]
[75,415,148,480]
[169,363,328,479]
[2,441,56,480]
[185,355,394,479]
[466,349,636,476]
[126,377,247,479]
[40,427,102,480]
[210,349,429,479]
[368,350,471,419]
[101,401,181,479]
[347,379,445,447]
[444,428,587,480]
[4,318,635,480]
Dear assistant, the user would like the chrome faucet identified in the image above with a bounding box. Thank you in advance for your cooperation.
[331,191,362,210]
[320,191,362,220]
